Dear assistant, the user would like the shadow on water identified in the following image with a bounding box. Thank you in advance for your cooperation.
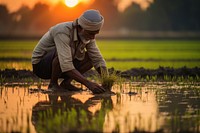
[0,82,199,133]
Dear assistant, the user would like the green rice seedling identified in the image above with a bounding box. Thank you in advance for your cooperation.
[100,71,118,92]
[172,76,177,82]
[140,77,144,82]
[146,75,150,82]
[164,75,171,82]
[138,76,142,82]
[0,75,5,85]
[133,76,137,82]
[152,75,157,82]
[196,75,200,82]
[130,76,133,82]
[181,76,184,82]
[188,76,193,82]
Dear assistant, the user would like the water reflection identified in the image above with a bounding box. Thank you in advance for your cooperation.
[0,83,199,133]
[0,85,48,133]
[157,88,200,114]
[31,86,162,132]
[31,91,113,132]
[104,87,162,132]
[156,88,200,132]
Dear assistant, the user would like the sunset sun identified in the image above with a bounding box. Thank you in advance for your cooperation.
[65,0,79,7]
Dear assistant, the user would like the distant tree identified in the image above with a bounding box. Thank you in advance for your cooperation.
[11,3,51,35]
[187,0,200,31]
[144,0,172,31]
[120,3,145,30]
[28,3,51,33]
[89,0,120,30]
[145,0,200,31]
[0,4,13,33]
[13,5,31,31]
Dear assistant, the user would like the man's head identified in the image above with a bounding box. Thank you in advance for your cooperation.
[78,9,104,31]
[77,9,104,42]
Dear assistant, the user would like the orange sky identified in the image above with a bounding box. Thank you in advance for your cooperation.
[0,0,93,12]
[118,0,153,12]
[0,0,153,13]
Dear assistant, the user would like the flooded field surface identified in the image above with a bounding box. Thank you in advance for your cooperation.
[0,82,199,133]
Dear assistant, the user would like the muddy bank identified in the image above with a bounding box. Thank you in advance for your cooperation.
[0,66,200,83]
[121,66,200,78]
[0,69,38,83]
[86,66,200,81]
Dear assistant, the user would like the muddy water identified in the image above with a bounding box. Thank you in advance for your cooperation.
[0,82,199,133]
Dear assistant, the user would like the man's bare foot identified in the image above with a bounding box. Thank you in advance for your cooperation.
[60,82,82,91]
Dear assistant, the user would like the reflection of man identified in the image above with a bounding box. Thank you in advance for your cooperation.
[31,93,113,132]
[32,9,107,94]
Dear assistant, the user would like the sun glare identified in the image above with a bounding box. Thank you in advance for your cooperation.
[65,0,79,7]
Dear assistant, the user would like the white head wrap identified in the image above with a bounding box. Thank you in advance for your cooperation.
[78,9,104,31]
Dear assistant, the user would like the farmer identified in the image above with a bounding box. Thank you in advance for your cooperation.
[32,9,107,94]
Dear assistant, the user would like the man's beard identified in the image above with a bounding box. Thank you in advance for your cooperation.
[78,32,90,44]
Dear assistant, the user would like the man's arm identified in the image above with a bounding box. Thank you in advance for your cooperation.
[86,40,107,74]
[64,69,105,94]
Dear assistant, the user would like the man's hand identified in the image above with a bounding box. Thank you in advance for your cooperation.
[86,81,106,94]
[64,69,105,94]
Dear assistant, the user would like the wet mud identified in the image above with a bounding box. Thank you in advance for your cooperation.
[0,66,200,82]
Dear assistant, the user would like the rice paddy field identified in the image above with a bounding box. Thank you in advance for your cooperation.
[0,40,200,133]
[0,40,200,70]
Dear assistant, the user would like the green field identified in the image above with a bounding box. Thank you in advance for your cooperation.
[0,40,199,70]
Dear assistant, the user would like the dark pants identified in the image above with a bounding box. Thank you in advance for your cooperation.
[32,48,92,79]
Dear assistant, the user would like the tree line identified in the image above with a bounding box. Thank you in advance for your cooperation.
[0,0,200,37]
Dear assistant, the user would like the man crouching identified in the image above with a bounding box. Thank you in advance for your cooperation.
[32,9,107,94]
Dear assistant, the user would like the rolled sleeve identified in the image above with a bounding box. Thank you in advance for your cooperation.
[54,33,75,72]
[86,40,106,69]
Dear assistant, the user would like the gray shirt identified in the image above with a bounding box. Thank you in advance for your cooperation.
[32,22,106,72]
